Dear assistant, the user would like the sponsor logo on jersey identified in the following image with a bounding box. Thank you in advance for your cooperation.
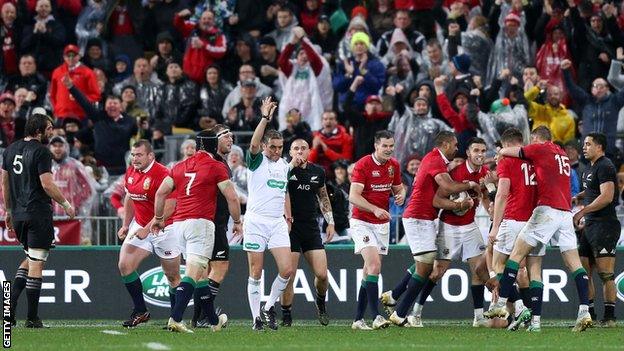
[310,176,319,183]
[128,177,134,184]
[388,166,394,177]
[267,179,287,189]
[140,266,192,308]
[215,250,226,257]
[143,177,151,190]
[372,171,380,177]
[289,174,298,181]
[297,184,311,191]
[245,242,260,250]
[615,271,624,302]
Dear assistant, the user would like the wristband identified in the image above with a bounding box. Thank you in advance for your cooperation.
[61,200,71,210]
[489,271,497,279]
[154,215,164,221]
[233,219,241,224]
[262,115,270,120]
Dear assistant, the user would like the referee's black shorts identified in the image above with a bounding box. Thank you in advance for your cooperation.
[210,224,229,261]
[290,220,323,253]
[13,216,54,252]
[578,218,620,260]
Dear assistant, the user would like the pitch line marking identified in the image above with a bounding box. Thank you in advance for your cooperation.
[144,342,172,350]
[101,330,127,335]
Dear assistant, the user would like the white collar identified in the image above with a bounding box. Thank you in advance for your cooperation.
[466,161,481,174]
[371,153,386,165]
[437,148,450,164]
[140,160,155,173]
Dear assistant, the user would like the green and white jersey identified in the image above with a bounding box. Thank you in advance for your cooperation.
[246,150,290,218]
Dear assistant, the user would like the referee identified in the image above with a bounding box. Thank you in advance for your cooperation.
[573,132,619,327]
[281,139,335,327]
[3,112,76,328]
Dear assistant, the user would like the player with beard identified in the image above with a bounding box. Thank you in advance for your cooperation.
[4,113,76,328]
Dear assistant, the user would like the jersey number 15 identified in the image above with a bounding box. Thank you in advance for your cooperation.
[555,154,571,176]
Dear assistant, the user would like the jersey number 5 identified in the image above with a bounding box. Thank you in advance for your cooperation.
[555,154,571,176]
[184,172,196,196]
[12,155,23,174]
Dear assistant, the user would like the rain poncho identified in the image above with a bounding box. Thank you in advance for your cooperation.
[75,0,108,55]
[468,103,530,157]
[456,29,492,78]
[486,30,531,88]
[389,104,452,166]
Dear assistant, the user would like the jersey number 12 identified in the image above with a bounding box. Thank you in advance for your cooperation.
[521,163,536,186]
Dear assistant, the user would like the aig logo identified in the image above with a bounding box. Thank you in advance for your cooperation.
[297,184,310,190]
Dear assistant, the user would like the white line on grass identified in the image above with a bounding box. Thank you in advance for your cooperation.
[101,330,127,335]
[144,342,171,350]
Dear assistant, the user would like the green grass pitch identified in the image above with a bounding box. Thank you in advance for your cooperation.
[6,320,624,350]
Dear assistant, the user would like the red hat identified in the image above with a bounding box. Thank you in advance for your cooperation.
[63,44,80,56]
[504,12,521,26]
[365,95,381,104]
[0,92,15,104]
[351,5,368,19]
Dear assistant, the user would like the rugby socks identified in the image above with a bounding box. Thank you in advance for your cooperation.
[10,268,28,319]
[247,277,262,320]
[264,275,289,311]
[281,304,292,319]
[588,299,596,320]
[25,277,42,321]
[396,273,425,318]
[471,285,485,318]
[604,302,615,320]
[172,277,196,322]
[195,280,217,324]
[316,293,326,308]
[519,287,531,309]
[355,280,367,321]
[364,275,381,318]
[169,286,177,309]
[122,271,147,313]
[413,280,437,315]
[572,268,589,311]
[391,264,416,300]
[529,281,543,318]
[498,260,520,304]
[206,279,221,323]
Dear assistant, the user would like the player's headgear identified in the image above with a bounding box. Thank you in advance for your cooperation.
[196,129,218,153]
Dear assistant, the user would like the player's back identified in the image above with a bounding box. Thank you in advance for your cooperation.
[2,139,52,220]
[171,152,229,222]
[521,141,571,211]
[404,148,448,220]
[497,157,537,222]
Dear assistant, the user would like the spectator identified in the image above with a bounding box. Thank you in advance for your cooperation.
[227,144,248,215]
[225,79,265,131]
[310,14,338,60]
[223,34,262,85]
[0,92,25,148]
[257,36,280,91]
[12,87,35,120]
[113,57,163,119]
[419,39,450,81]
[268,5,298,51]
[120,85,149,121]
[153,60,198,133]
[64,75,138,175]
[61,116,83,159]
[336,16,371,62]
[198,65,232,128]
[386,53,415,98]
[48,135,96,243]
[333,31,385,109]
[167,137,196,168]
[21,0,66,76]
[281,108,313,155]
[111,54,132,84]
[222,64,272,119]
[4,55,47,106]
[142,0,189,50]
[191,0,235,33]
[486,12,530,88]
[562,58,624,154]
[565,139,586,179]
[445,52,474,100]
[309,111,353,176]
[376,10,425,58]
[52,0,82,45]
[368,0,395,38]
[150,31,183,83]
[50,44,101,123]
[173,8,227,84]
[434,75,477,156]
[345,78,391,160]
[387,84,451,166]
[103,175,125,217]
[446,16,492,79]
[391,153,420,243]
[277,26,326,130]
[232,0,266,37]
[534,19,574,106]
[75,0,107,54]
[102,0,145,62]
[299,0,321,35]
[0,2,19,76]
[82,38,112,74]
[607,47,624,90]
[525,81,575,143]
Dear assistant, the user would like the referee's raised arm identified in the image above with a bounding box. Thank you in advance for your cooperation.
[250,97,277,155]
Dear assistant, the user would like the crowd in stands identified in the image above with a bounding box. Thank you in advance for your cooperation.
[3,0,624,243]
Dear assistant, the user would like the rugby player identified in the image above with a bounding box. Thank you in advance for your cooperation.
[281,139,335,327]
[573,133,619,327]
[4,113,76,328]
[485,126,592,332]
[151,129,242,333]
[349,130,405,330]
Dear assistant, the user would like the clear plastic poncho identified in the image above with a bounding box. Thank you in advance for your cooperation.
[485,30,531,88]
[75,1,108,55]
[474,104,530,157]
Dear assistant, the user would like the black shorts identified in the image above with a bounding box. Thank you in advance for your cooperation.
[211,224,229,261]
[578,218,620,259]
[13,216,54,252]
[290,221,323,253]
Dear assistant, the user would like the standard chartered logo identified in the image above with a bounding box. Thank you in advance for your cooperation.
[140,266,193,308]
[616,271,624,302]
[267,179,286,189]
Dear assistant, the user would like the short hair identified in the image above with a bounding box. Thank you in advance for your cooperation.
[132,139,153,153]
[467,137,487,149]
[587,132,608,152]
[290,138,309,149]
[500,127,524,144]
[210,124,228,134]
[322,111,337,119]
[531,126,552,141]
[19,54,36,62]
[426,38,442,49]
[179,138,196,153]
[374,130,394,143]
[25,113,51,137]
[434,131,456,146]
[263,129,283,143]
[105,94,122,103]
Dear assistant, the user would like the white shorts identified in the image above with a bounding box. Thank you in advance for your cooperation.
[495,219,546,256]
[172,218,216,260]
[350,218,389,255]
[242,212,290,252]
[518,206,577,253]
[122,220,181,259]
[436,222,486,261]
[402,218,438,255]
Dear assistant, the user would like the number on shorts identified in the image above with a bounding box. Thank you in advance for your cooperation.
[184,172,196,195]
[12,155,23,174]
[554,154,570,176]
[521,163,536,186]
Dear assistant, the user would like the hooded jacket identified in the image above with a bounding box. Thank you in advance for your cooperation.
[154,75,198,133]
[525,86,575,143]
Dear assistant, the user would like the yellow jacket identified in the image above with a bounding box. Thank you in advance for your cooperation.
[525,86,576,143]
